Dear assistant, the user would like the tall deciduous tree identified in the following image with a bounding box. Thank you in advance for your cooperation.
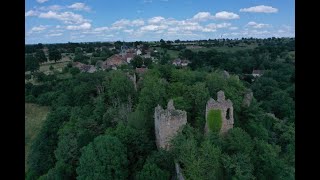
[49,48,62,62]
[35,49,47,63]
[76,135,128,180]
[25,55,39,72]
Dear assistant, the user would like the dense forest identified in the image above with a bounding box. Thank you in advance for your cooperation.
[25,38,295,180]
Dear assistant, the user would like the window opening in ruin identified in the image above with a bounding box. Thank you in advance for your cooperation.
[226,108,230,120]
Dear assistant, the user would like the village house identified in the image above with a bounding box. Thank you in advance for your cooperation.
[104,54,128,69]
[73,62,97,73]
[252,70,265,77]
[124,52,135,63]
[172,58,191,67]
[136,49,142,55]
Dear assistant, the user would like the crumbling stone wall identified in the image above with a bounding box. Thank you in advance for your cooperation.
[242,89,253,108]
[205,91,234,134]
[175,162,185,180]
[154,100,187,150]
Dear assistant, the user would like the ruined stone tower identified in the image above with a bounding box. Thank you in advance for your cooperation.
[205,90,234,135]
[154,100,187,150]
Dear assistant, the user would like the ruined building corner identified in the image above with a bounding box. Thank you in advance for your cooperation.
[154,99,187,150]
[205,90,234,135]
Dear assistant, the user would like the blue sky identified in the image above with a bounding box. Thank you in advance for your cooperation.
[25,0,295,44]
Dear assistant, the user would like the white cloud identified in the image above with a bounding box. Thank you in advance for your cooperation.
[66,22,91,30]
[191,11,239,21]
[132,19,145,26]
[123,29,134,33]
[247,21,270,28]
[94,26,109,31]
[148,16,165,24]
[278,30,285,33]
[112,19,131,28]
[31,25,48,32]
[112,19,145,29]
[47,33,62,37]
[202,28,217,32]
[25,10,38,17]
[68,3,91,12]
[214,11,239,20]
[56,25,61,28]
[203,23,231,32]
[192,12,212,21]
[240,5,278,13]
[141,24,168,31]
[229,27,238,30]
[143,0,153,3]
[37,0,48,3]
[39,11,89,24]
[39,5,64,11]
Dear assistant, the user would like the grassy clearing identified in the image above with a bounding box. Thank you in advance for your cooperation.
[25,103,50,172]
[154,47,180,59]
[40,61,70,73]
[207,109,222,132]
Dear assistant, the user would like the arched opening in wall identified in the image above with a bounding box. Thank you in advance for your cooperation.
[226,108,230,120]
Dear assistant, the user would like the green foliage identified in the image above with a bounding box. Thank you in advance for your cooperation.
[25,54,40,72]
[105,123,154,176]
[69,67,80,75]
[27,106,71,179]
[76,135,128,180]
[207,109,222,132]
[25,38,295,179]
[131,55,143,68]
[137,72,166,131]
[172,126,222,180]
[221,153,255,180]
[135,162,170,180]
[48,48,62,62]
[35,49,47,63]
[223,127,254,155]
[105,70,135,104]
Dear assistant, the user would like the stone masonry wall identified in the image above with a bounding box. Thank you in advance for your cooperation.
[154,100,187,150]
[205,90,234,135]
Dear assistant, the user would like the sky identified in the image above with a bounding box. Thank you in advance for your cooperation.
[25,0,295,44]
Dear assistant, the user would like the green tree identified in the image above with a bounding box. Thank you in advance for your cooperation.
[27,107,71,179]
[131,55,143,68]
[221,153,255,180]
[106,123,154,177]
[25,54,40,72]
[69,67,80,76]
[136,162,170,180]
[76,135,128,180]
[49,48,62,62]
[172,127,222,180]
[35,49,47,63]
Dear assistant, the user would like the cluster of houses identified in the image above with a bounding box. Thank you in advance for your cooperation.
[72,45,192,73]
[72,46,150,73]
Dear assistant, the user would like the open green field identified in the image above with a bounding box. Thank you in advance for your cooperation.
[189,44,259,53]
[154,47,180,59]
[40,61,70,73]
[25,103,50,172]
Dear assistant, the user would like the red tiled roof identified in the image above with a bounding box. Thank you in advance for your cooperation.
[135,67,148,74]
[106,54,127,67]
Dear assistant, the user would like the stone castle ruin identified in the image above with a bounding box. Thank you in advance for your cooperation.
[242,89,253,108]
[154,99,187,150]
[205,90,234,134]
